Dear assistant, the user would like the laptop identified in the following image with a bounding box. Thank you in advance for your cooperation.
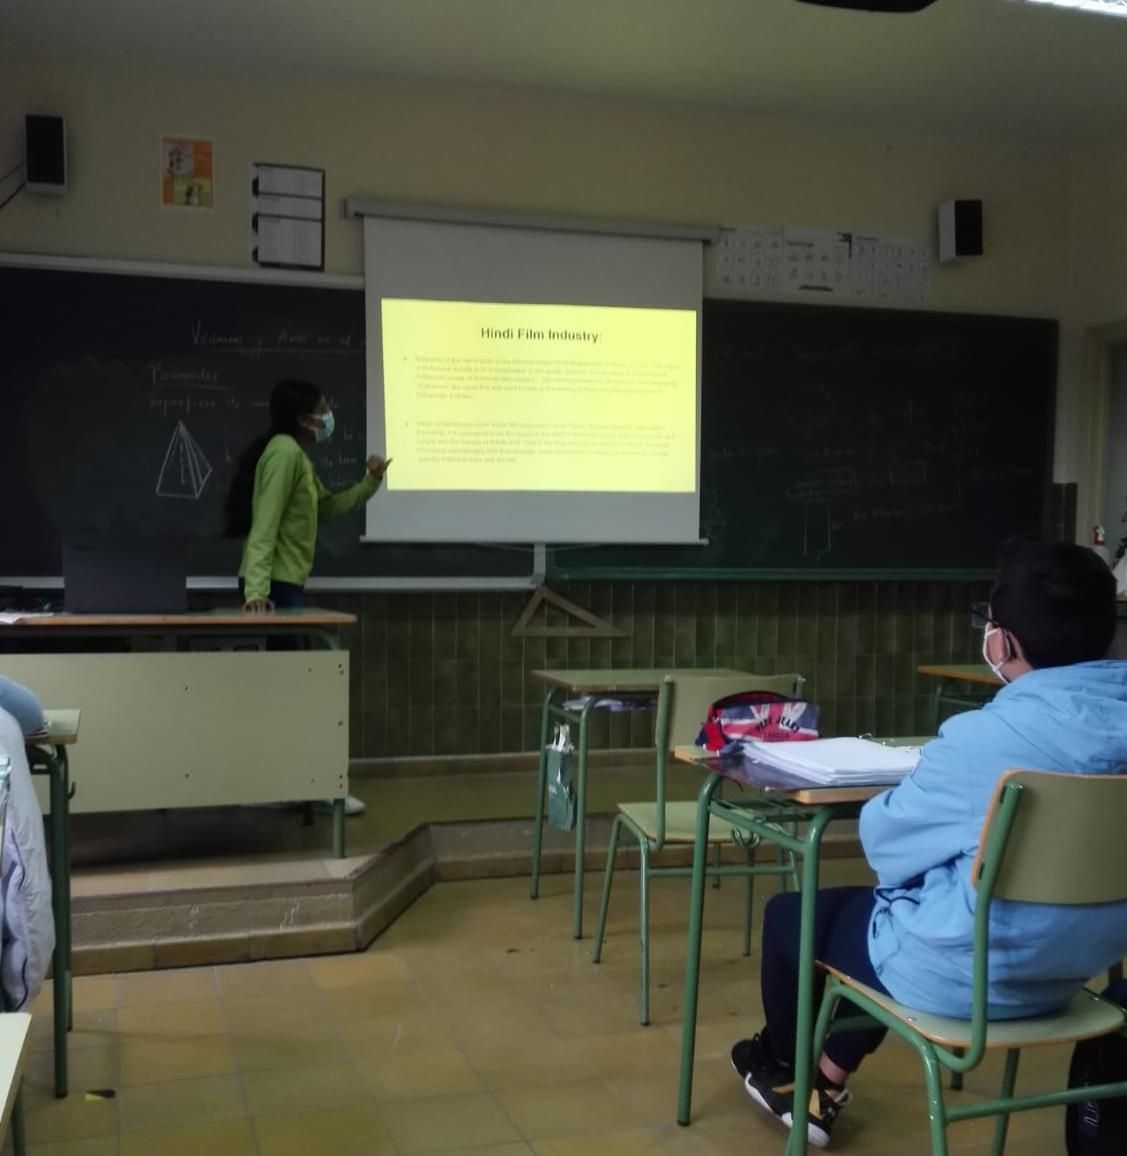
[62,538,188,614]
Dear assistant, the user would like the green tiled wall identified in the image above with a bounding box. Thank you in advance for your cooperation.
[321,580,988,759]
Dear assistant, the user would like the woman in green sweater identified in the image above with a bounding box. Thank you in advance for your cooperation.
[226,380,389,817]
[226,379,389,611]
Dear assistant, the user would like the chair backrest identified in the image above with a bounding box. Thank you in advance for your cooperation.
[656,672,807,750]
[973,770,1127,907]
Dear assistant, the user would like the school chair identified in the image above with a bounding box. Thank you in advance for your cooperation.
[592,671,805,1025]
[809,769,1127,1156]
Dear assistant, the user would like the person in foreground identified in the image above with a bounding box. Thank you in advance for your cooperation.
[226,379,390,816]
[0,675,55,1008]
[732,537,1127,1148]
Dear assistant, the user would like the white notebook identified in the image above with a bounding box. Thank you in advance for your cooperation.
[740,737,921,785]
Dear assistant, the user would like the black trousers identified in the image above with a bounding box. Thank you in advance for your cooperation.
[761,885,890,1073]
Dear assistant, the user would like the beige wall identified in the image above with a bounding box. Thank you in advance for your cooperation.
[0,45,1093,493]
[1061,129,1127,531]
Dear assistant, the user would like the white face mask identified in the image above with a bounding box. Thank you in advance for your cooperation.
[313,409,335,444]
[982,624,1012,684]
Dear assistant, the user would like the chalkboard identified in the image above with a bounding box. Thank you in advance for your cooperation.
[551,300,1057,576]
[0,263,532,581]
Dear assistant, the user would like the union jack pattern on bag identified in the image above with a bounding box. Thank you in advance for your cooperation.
[696,691,820,751]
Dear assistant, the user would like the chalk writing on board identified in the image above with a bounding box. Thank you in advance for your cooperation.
[156,421,213,500]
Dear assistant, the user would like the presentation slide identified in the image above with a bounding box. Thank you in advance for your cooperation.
[381,299,697,494]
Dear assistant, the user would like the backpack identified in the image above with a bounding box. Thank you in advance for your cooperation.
[696,690,820,751]
[1065,980,1127,1154]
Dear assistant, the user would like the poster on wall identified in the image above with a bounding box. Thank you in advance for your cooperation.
[160,136,214,209]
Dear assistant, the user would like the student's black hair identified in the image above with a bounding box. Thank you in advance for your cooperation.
[224,379,323,539]
[989,536,1116,669]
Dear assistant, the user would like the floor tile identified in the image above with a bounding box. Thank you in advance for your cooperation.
[26,1140,118,1156]
[531,1129,667,1155]
[216,960,314,1000]
[118,1033,236,1085]
[253,1105,397,1156]
[116,967,217,1007]
[379,1092,522,1155]
[495,1078,648,1138]
[240,1062,370,1117]
[308,951,411,988]
[119,1118,257,1156]
[465,1036,600,1091]
[356,1044,484,1100]
[117,1074,245,1133]
[24,1094,119,1145]
[117,1000,226,1040]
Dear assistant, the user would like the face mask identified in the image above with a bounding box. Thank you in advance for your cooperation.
[313,409,335,443]
[982,624,1012,685]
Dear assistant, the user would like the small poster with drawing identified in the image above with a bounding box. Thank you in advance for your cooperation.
[161,136,213,208]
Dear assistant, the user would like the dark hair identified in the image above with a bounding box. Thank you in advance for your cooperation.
[990,536,1116,669]
[224,380,323,538]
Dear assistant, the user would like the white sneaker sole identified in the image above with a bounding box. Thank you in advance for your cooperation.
[745,1081,832,1149]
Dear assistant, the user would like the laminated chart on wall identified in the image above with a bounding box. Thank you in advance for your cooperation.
[708,224,930,304]
[250,162,326,271]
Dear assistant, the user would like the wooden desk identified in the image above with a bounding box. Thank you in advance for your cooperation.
[0,1014,30,1156]
[673,743,907,1155]
[527,668,752,940]
[25,710,79,1099]
[3,608,354,648]
[1,610,356,857]
[917,663,1002,732]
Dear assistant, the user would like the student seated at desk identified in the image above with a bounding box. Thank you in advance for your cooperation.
[732,538,1127,1149]
[0,676,54,1009]
[0,676,45,738]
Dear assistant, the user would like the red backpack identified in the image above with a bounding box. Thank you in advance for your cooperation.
[697,690,820,751]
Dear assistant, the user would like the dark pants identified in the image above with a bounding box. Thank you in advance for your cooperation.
[238,579,305,650]
[761,886,889,1073]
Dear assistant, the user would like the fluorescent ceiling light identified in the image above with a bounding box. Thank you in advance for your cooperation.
[1014,0,1127,15]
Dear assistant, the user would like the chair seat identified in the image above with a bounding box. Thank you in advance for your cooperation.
[617,801,732,844]
[827,967,1126,1050]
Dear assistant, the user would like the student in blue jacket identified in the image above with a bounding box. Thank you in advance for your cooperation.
[732,538,1126,1149]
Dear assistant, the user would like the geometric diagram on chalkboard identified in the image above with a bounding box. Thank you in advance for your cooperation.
[511,586,626,639]
[155,420,213,500]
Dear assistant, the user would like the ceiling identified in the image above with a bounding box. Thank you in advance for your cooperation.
[2,0,1127,148]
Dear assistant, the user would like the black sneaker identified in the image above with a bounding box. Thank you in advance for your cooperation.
[745,1071,852,1149]
[730,1032,793,1085]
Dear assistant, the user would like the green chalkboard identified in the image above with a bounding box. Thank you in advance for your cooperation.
[550,299,1057,578]
[0,262,532,581]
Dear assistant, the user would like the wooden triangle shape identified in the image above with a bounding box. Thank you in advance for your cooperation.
[511,585,626,638]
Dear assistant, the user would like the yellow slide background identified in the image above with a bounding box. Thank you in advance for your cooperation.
[382,298,696,492]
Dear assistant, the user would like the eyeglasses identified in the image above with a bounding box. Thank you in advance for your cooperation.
[970,602,995,631]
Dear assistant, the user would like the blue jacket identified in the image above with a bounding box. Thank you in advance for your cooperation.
[860,660,1127,1020]
[0,677,44,737]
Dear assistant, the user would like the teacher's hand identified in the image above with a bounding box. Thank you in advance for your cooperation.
[367,455,392,478]
[243,598,275,614]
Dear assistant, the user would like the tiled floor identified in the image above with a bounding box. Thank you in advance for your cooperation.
[26,859,1071,1155]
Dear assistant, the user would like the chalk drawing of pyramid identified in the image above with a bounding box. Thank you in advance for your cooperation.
[156,420,213,500]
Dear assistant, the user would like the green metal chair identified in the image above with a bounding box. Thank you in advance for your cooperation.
[809,769,1127,1156]
[592,672,806,1025]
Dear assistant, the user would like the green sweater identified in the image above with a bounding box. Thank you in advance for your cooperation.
[239,434,381,601]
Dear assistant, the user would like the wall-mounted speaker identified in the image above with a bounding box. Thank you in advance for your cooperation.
[938,199,983,264]
[26,115,67,195]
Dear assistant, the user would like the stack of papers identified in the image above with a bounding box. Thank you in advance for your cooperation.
[740,737,921,785]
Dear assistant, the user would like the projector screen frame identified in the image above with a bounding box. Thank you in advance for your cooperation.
[343,198,720,246]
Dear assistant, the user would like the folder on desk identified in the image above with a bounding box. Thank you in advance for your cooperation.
[740,737,921,785]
